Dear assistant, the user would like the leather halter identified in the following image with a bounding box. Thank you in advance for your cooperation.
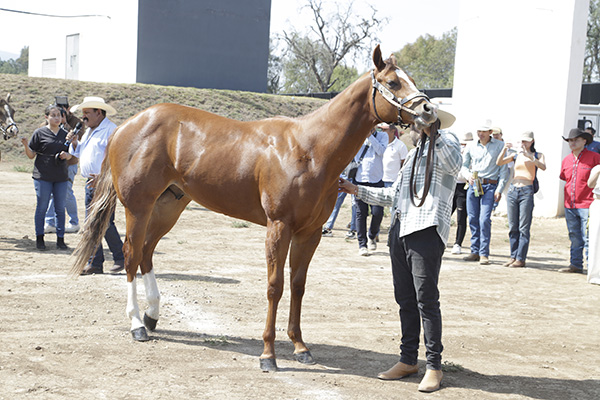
[370,70,430,127]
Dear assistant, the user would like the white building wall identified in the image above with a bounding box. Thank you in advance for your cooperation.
[29,0,138,84]
[453,0,590,217]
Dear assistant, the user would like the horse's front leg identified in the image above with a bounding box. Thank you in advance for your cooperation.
[287,229,321,365]
[260,219,292,372]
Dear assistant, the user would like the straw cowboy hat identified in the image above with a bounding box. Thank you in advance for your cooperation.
[438,108,456,129]
[460,131,473,144]
[70,96,117,116]
[563,128,593,145]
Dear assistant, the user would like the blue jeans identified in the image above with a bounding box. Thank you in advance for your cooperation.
[466,183,496,257]
[45,164,79,227]
[564,207,589,270]
[506,185,534,262]
[85,182,124,268]
[324,191,356,231]
[33,179,68,237]
[389,224,444,370]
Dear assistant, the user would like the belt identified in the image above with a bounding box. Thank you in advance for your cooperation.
[481,178,498,184]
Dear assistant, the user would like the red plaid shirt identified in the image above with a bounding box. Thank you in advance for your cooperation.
[560,149,600,208]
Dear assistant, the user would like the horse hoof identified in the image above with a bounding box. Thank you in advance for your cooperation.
[143,313,158,332]
[131,327,149,342]
[294,351,315,365]
[259,358,278,372]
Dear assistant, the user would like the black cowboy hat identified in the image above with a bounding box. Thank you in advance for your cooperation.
[563,128,593,145]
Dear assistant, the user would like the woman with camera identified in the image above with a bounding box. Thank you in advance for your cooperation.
[496,131,546,268]
[21,105,74,250]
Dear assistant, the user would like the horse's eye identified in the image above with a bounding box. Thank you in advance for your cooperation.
[387,80,399,88]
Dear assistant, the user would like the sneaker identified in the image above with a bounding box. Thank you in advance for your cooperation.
[345,230,356,239]
[479,256,490,265]
[451,244,461,255]
[358,247,369,256]
[558,265,583,273]
[44,224,56,234]
[65,223,80,233]
[368,238,377,251]
[322,228,333,237]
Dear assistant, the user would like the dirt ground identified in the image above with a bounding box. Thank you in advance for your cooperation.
[0,162,599,400]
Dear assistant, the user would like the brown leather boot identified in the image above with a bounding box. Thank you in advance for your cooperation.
[418,369,443,392]
[377,361,418,380]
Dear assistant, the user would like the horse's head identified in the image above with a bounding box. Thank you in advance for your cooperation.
[0,93,19,140]
[370,45,437,130]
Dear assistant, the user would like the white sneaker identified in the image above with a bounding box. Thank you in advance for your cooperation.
[368,238,377,251]
[358,247,369,256]
[44,224,56,233]
[451,244,461,254]
[65,223,80,233]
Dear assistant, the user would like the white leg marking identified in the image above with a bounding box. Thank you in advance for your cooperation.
[127,277,144,331]
[143,270,160,320]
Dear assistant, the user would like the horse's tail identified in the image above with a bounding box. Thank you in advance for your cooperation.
[70,158,117,276]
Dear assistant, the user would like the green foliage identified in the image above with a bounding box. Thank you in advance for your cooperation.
[394,29,457,89]
[585,0,600,82]
[328,65,359,93]
[0,46,28,75]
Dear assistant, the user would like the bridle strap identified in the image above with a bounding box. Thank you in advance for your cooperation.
[409,127,438,208]
[370,70,430,126]
[1,104,18,139]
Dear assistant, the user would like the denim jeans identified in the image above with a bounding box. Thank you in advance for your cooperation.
[564,207,589,270]
[506,184,535,262]
[45,164,79,227]
[356,181,384,248]
[388,223,444,370]
[324,191,356,231]
[33,179,68,237]
[85,182,124,268]
[466,183,496,257]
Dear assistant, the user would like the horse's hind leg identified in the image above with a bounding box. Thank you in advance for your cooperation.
[127,186,191,341]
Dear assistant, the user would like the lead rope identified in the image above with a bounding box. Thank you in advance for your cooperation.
[409,122,438,208]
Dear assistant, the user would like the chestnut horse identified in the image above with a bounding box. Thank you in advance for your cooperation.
[71,46,438,371]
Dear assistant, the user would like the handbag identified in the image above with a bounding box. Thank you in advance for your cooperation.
[344,143,370,181]
[533,152,539,193]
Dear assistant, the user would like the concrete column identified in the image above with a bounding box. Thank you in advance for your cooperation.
[452,0,590,217]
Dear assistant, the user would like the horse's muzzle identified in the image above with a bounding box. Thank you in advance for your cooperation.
[412,102,438,130]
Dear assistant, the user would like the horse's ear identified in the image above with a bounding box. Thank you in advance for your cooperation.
[6,93,10,102]
[372,45,386,71]
[389,53,397,66]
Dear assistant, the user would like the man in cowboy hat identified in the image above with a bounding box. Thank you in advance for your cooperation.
[67,96,124,275]
[461,119,509,265]
[559,128,600,273]
[338,109,461,393]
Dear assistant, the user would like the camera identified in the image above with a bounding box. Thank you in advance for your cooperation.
[54,96,69,109]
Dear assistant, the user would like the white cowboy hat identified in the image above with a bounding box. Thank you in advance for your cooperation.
[477,119,493,131]
[438,108,456,129]
[70,96,117,116]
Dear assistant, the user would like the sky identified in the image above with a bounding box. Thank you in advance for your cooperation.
[0,0,460,61]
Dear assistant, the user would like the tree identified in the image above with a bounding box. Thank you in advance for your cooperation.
[276,0,385,93]
[394,29,457,89]
[585,0,600,82]
[0,46,28,75]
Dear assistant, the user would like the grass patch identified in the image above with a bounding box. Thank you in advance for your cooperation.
[203,336,230,345]
[231,220,250,228]
[13,165,31,173]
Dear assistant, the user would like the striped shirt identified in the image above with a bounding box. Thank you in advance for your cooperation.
[357,130,462,244]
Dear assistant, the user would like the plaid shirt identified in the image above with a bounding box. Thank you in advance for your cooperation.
[357,130,462,244]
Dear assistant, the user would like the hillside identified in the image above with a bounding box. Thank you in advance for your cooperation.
[0,74,326,163]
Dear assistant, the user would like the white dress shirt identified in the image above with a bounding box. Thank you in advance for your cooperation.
[70,117,117,178]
